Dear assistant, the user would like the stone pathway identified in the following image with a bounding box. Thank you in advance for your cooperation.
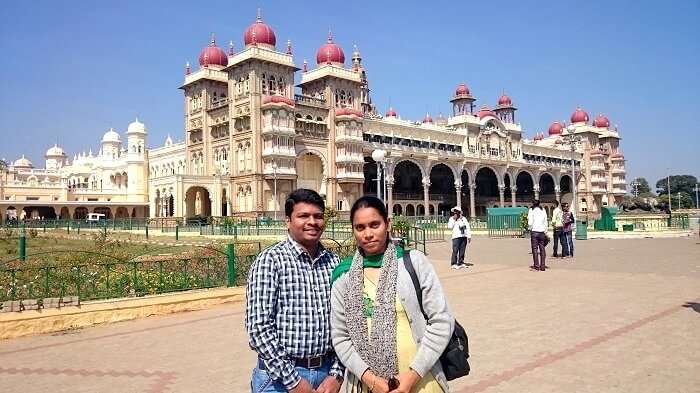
[0,236,698,392]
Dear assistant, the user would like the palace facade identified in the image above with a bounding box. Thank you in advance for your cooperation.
[1,11,627,221]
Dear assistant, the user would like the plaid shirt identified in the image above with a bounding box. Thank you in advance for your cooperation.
[245,236,344,389]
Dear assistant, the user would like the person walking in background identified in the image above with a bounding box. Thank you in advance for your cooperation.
[551,201,563,258]
[447,206,471,269]
[527,200,549,271]
[561,203,576,258]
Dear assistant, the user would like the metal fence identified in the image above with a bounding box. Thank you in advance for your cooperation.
[0,239,357,306]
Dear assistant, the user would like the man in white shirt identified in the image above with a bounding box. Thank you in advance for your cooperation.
[447,206,471,269]
[551,201,564,258]
[527,200,549,271]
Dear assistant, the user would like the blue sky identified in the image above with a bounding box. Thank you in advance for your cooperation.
[1,0,698,188]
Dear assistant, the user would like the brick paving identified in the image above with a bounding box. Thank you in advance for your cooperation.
[0,236,698,392]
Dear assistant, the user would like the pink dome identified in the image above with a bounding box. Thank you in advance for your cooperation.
[423,113,433,123]
[336,107,363,118]
[571,107,589,124]
[593,113,610,128]
[548,121,564,136]
[385,107,397,117]
[198,36,228,67]
[498,94,512,106]
[244,13,276,47]
[455,82,470,96]
[261,95,295,107]
[316,32,345,64]
[477,105,497,119]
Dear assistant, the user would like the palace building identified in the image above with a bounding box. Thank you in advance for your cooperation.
[1,11,626,221]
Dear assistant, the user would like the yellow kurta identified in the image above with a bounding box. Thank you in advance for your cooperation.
[348,276,443,393]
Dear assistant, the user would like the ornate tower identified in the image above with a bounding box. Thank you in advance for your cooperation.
[126,119,148,202]
[450,82,476,116]
[494,92,517,123]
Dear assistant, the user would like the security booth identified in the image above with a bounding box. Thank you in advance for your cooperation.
[487,207,528,238]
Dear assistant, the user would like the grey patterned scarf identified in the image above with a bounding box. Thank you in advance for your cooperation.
[344,242,399,379]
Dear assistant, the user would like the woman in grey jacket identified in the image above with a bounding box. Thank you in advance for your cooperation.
[330,196,454,393]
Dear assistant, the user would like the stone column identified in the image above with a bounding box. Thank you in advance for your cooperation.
[555,185,561,203]
[498,185,505,207]
[511,187,517,207]
[455,180,462,212]
[422,178,430,217]
[387,181,394,217]
[469,183,476,218]
[534,185,540,201]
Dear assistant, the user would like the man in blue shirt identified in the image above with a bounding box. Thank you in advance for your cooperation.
[246,189,343,393]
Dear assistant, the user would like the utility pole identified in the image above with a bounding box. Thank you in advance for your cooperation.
[667,173,672,213]
[694,183,699,209]
[677,192,681,211]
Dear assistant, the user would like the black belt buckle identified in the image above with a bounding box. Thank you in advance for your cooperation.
[305,356,323,369]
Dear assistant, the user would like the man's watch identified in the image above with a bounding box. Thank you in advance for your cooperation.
[331,373,344,383]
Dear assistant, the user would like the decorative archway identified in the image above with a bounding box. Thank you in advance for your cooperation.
[73,207,88,220]
[115,207,129,219]
[429,163,456,215]
[59,207,70,220]
[296,152,324,193]
[475,167,499,216]
[185,186,212,217]
[94,207,112,219]
[539,173,556,200]
[393,160,423,195]
[405,204,415,216]
[516,171,535,200]
[393,204,403,216]
[417,204,425,216]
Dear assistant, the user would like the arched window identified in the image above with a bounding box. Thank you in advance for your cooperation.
[261,73,267,94]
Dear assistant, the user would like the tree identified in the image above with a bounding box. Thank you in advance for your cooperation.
[656,175,698,196]
[656,192,695,210]
[630,177,651,195]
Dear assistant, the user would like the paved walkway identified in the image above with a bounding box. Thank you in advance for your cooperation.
[1,237,698,392]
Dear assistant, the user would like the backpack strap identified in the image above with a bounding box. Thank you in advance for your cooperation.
[402,251,428,320]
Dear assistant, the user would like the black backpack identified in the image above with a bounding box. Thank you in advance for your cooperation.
[403,252,470,380]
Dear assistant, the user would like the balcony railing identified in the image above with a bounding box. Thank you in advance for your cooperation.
[207,99,229,111]
[294,94,327,107]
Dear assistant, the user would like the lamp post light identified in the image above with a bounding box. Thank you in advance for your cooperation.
[677,192,681,211]
[272,161,278,221]
[695,184,699,209]
[630,180,640,197]
[371,149,387,201]
[563,127,581,217]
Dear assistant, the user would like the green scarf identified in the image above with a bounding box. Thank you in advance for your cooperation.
[331,244,404,284]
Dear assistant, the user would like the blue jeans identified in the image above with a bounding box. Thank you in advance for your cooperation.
[251,360,332,392]
[563,231,574,256]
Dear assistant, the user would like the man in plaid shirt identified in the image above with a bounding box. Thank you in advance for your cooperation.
[246,189,344,393]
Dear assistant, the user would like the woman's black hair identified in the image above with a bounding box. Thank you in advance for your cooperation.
[350,195,389,224]
[532,199,542,209]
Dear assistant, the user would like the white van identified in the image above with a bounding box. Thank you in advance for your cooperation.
[86,213,106,223]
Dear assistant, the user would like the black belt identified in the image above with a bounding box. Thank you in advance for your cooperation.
[258,352,334,370]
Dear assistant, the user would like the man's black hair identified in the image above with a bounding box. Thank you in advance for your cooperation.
[284,188,325,218]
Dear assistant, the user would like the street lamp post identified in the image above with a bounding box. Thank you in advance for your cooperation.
[677,192,681,211]
[630,180,640,197]
[563,127,581,217]
[695,184,699,209]
[667,173,672,213]
[272,161,278,221]
[371,149,387,202]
